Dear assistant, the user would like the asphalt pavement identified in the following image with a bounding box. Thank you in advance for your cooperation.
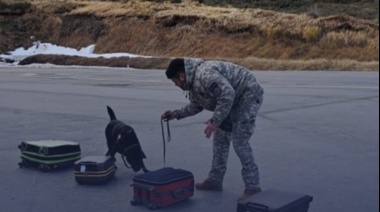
[0,66,378,212]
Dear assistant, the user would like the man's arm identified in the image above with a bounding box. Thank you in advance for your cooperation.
[174,102,204,120]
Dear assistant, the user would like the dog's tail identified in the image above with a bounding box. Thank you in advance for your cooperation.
[107,106,117,121]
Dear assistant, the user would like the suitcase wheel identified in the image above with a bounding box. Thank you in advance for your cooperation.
[147,201,157,210]
[18,162,25,168]
[19,159,30,168]
[130,198,141,206]
[38,164,51,172]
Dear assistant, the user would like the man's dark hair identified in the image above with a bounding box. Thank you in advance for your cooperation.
[166,58,185,79]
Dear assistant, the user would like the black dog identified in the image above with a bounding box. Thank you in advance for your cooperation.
[105,106,149,173]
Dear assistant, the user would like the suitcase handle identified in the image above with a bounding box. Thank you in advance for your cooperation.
[79,162,98,165]
[172,188,185,198]
[131,183,155,191]
[246,202,269,211]
[39,147,49,155]
[18,142,27,151]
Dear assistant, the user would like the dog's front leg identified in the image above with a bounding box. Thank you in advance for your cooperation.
[141,162,150,173]
[105,137,118,158]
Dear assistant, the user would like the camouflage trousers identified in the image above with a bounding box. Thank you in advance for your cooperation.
[208,93,264,190]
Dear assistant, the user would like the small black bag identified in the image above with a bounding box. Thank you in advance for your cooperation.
[219,117,232,132]
[237,189,313,212]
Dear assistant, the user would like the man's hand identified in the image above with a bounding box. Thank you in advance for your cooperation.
[161,110,176,121]
[204,120,216,139]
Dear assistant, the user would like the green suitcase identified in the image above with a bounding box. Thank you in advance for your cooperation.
[18,140,81,172]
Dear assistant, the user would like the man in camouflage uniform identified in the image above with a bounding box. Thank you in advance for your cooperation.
[161,58,264,201]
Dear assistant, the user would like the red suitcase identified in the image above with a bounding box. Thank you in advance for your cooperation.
[130,167,194,210]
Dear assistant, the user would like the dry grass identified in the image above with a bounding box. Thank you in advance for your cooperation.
[2,0,379,70]
[303,26,323,42]
[231,57,379,71]
[1,0,28,2]
[322,31,369,47]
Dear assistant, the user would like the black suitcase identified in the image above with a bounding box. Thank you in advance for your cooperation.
[130,167,194,210]
[237,189,313,212]
[74,156,117,185]
[18,140,81,172]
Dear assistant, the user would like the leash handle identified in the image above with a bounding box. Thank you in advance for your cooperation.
[161,118,171,167]
[166,120,171,142]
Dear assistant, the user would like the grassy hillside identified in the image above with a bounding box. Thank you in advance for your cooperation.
[0,0,379,70]
[202,0,379,20]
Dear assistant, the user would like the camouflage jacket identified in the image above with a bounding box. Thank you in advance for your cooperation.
[174,58,264,127]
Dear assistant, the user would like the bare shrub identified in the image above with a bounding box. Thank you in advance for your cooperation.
[322,31,369,47]
[303,26,322,42]
[307,4,320,19]
[265,25,282,39]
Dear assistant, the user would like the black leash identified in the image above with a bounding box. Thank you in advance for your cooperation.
[109,135,132,169]
[121,144,139,169]
[121,155,132,169]
[160,118,171,167]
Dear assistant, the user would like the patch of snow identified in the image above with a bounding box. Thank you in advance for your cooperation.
[0,42,151,67]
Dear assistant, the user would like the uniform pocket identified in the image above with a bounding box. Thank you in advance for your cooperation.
[219,117,233,132]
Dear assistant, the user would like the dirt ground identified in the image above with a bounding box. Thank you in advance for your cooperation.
[0,0,379,70]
